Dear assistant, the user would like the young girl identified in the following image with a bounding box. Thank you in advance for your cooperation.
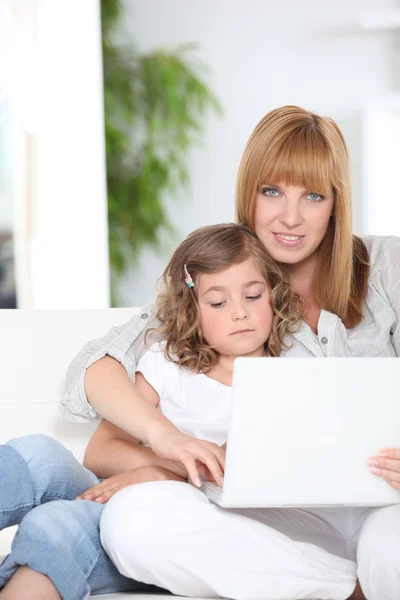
[84,221,297,492]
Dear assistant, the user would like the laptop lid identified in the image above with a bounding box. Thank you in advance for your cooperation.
[219,357,400,508]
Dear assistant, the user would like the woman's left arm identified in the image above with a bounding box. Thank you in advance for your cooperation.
[368,237,400,488]
[382,237,400,355]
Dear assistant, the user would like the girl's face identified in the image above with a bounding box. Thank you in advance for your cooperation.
[253,183,335,272]
[196,258,273,358]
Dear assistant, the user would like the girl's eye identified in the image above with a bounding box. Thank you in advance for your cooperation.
[246,294,262,301]
[307,192,324,202]
[211,302,225,308]
[262,187,279,197]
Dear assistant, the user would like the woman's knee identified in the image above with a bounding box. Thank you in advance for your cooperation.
[17,499,102,554]
[7,434,67,465]
[7,434,98,499]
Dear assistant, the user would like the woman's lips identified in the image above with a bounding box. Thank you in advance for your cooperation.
[273,233,304,247]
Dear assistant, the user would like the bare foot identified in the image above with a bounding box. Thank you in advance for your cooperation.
[0,566,61,600]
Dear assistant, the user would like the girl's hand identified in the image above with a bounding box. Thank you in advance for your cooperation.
[76,466,186,504]
[367,449,400,490]
[148,424,226,487]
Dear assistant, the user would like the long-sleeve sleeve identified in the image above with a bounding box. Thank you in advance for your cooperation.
[378,236,400,356]
[61,300,162,422]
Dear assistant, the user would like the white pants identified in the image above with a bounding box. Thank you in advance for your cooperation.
[100,481,400,600]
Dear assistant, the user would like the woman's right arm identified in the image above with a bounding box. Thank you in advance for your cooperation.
[62,302,160,422]
[84,355,178,444]
[62,303,225,485]
[84,357,225,485]
[83,418,187,479]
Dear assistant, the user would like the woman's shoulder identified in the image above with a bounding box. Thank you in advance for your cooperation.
[359,234,400,271]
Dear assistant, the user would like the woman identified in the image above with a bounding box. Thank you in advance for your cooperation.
[84,106,400,599]
[1,105,399,599]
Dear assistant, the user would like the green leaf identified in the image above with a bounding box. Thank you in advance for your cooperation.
[100,0,223,305]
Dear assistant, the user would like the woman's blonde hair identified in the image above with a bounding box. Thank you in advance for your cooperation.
[148,223,299,372]
[236,105,369,328]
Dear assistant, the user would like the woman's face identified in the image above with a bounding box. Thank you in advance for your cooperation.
[253,183,335,270]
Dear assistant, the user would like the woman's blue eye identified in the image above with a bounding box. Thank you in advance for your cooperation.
[308,192,324,202]
[263,188,279,197]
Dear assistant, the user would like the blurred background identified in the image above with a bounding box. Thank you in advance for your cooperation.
[1,0,400,309]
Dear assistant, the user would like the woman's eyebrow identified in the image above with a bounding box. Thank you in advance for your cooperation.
[260,183,284,192]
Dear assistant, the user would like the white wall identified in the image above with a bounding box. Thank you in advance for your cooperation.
[119,0,399,306]
[362,93,400,236]
[3,0,110,309]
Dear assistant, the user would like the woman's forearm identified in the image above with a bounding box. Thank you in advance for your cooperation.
[83,437,186,479]
[84,355,177,442]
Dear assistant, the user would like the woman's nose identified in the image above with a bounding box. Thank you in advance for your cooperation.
[279,200,302,228]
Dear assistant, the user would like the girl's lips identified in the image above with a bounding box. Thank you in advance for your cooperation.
[273,233,304,248]
[230,329,254,335]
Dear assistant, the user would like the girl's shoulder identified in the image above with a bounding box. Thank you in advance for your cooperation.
[138,341,171,368]
[138,341,194,379]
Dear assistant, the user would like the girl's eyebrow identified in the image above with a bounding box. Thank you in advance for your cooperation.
[244,280,266,288]
[202,281,266,296]
[202,285,225,296]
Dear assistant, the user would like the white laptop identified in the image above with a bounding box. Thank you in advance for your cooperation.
[202,357,400,508]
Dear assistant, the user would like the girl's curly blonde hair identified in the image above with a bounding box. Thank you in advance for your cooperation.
[147,223,299,372]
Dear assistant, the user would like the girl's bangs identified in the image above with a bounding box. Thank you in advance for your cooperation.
[259,129,336,194]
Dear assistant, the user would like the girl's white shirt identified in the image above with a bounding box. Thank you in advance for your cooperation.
[136,342,231,446]
[63,235,400,422]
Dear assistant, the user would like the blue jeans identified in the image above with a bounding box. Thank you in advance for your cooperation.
[0,434,166,600]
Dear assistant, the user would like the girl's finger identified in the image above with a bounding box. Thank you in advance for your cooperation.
[76,491,94,500]
[76,483,106,501]
[95,493,109,503]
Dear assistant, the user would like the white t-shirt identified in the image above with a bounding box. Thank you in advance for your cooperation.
[136,342,231,446]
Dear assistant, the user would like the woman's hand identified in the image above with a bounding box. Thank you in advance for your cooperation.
[367,449,400,490]
[76,465,186,504]
[148,423,226,487]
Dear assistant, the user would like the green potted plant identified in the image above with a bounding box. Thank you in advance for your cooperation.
[101,0,222,304]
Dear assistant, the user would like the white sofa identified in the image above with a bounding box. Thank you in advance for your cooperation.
[0,307,191,600]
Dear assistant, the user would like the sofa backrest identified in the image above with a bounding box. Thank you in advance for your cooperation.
[0,307,139,460]
[0,307,140,555]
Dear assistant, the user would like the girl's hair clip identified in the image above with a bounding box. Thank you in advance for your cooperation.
[184,264,194,288]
